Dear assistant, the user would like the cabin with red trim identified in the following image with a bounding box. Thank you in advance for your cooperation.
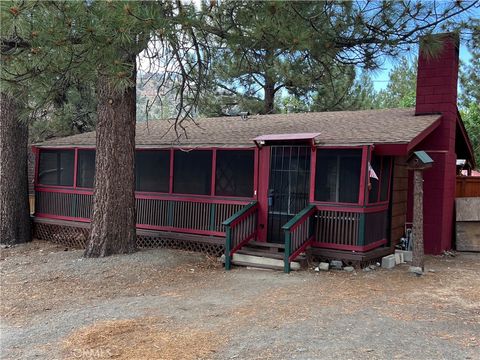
[31,33,475,271]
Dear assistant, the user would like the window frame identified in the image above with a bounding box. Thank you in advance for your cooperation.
[36,148,76,188]
[76,149,96,189]
[171,147,257,199]
[135,148,171,194]
[214,148,256,198]
[310,146,367,206]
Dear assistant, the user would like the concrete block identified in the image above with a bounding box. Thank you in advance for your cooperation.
[381,255,396,269]
[409,266,423,276]
[343,266,355,272]
[395,250,412,262]
[394,252,404,264]
[330,260,343,270]
[319,262,329,271]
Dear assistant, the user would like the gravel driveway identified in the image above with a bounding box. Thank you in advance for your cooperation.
[1,241,479,359]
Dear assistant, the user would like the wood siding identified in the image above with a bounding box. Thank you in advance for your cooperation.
[456,176,480,198]
[390,156,408,245]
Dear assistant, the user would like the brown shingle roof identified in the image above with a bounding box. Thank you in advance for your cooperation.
[36,108,441,148]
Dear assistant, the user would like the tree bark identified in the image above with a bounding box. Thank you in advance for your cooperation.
[84,72,137,257]
[412,169,424,270]
[0,92,31,245]
[263,80,275,115]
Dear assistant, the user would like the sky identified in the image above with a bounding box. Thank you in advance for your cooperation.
[371,43,474,92]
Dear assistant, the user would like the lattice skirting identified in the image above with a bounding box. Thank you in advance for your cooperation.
[34,222,224,257]
[34,222,89,249]
[136,235,224,257]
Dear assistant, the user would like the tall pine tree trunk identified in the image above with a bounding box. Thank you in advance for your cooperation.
[0,92,31,245]
[264,80,275,115]
[84,72,137,257]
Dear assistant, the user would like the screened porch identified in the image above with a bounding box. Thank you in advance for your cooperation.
[34,147,257,241]
[33,144,394,268]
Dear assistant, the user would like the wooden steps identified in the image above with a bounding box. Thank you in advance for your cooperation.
[236,248,284,259]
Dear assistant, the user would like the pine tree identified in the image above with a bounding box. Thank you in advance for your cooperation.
[460,19,480,166]
[1,1,209,254]
[205,1,476,114]
[375,57,417,109]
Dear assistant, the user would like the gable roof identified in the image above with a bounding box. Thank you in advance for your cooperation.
[36,108,441,149]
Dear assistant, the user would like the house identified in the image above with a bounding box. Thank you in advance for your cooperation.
[32,33,475,271]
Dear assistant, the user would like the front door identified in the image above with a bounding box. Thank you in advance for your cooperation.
[267,146,311,243]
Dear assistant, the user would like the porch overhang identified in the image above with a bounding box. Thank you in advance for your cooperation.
[253,133,321,147]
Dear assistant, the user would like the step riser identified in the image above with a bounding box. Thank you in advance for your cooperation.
[232,253,300,271]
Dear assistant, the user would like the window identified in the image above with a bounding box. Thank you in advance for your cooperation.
[38,150,74,186]
[77,150,95,188]
[173,150,212,195]
[369,154,392,203]
[135,150,170,192]
[215,150,254,197]
[315,149,362,203]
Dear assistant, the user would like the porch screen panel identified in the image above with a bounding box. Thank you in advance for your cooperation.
[368,153,381,203]
[77,150,95,188]
[173,150,212,195]
[380,157,392,201]
[339,155,362,203]
[135,150,170,192]
[315,149,361,203]
[368,155,392,203]
[215,150,254,197]
[38,150,74,186]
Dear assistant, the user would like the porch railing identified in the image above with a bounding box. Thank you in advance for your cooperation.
[315,209,361,248]
[35,187,248,237]
[223,201,258,270]
[282,204,316,273]
[314,207,388,251]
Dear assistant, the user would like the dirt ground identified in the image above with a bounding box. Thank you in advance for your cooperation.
[0,241,479,360]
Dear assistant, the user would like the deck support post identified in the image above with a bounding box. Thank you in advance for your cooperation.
[225,226,232,270]
[407,151,434,271]
[284,230,291,273]
[358,213,366,246]
[412,169,425,270]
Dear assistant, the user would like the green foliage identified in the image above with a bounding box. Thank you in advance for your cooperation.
[312,70,377,111]
[30,80,97,142]
[459,20,480,167]
[461,103,480,167]
[375,57,417,108]
[2,1,209,137]
[460,20,480,107]
[204,0,476,114]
